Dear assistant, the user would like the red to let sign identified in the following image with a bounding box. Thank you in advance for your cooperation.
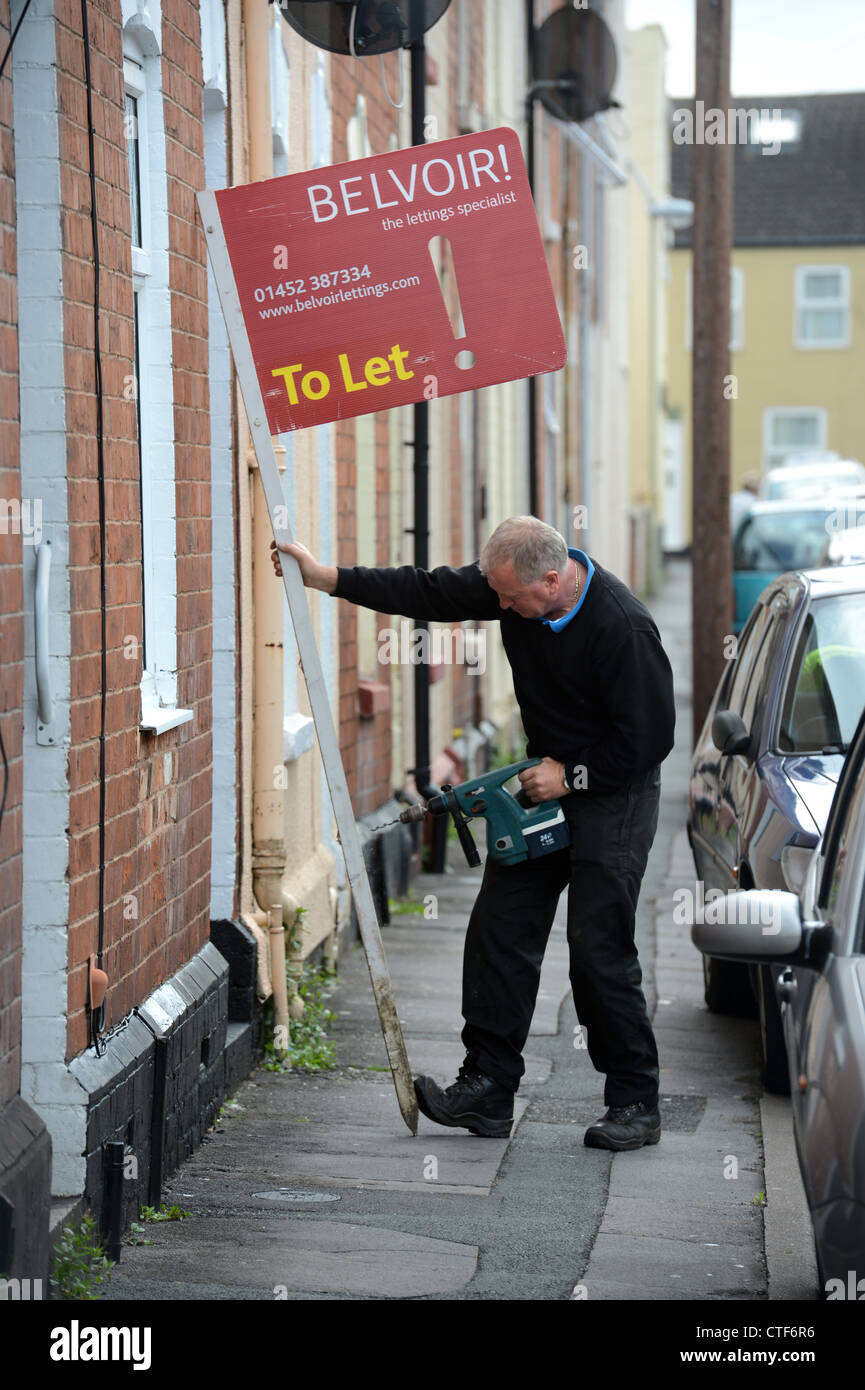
[211,127,566,434]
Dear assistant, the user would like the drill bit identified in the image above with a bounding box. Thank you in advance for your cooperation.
[370,803,428,833]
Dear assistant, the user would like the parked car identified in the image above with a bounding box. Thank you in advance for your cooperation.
[818,524,865,567]
[760,457,865,501]
[688,563,865,1090]
[816,494,865,566]
[732,498,852,632]
[691,703,865,1290]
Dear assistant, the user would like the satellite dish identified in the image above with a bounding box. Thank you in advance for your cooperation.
[278,0,452,57]
[532,5,618,124]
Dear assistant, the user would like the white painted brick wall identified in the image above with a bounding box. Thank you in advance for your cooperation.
[14,0,76,1199]
[22,927,68,974]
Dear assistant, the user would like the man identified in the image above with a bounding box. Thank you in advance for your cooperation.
[730,470,761,541]
[271,516,675,1151]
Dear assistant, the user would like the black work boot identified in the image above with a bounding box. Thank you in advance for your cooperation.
[414,1064,514,1138]
[584,1100,661,1151]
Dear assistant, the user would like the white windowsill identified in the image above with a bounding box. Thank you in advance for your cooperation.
[284,712,315,763]
[140,706,193,734]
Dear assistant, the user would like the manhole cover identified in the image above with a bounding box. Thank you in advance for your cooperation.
[252,1189,340,1204]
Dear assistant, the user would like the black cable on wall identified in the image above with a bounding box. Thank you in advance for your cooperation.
[0,0,33,81]
[80,0,109,1047]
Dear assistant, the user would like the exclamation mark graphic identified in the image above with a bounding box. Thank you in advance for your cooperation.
[428,235,475,370]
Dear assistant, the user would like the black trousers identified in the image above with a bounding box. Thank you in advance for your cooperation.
[461,767,661,1108]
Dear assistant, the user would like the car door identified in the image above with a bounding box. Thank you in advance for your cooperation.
[782,723,865,1279]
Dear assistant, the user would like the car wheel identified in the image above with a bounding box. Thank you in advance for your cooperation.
[757,964,791,1095]
[702,953,755,1015]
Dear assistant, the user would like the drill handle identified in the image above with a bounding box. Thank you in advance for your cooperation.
[440,784,481,868]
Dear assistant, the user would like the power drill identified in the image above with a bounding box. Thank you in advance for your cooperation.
[399,757,571,867]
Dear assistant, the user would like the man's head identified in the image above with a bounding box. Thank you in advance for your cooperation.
[741,471,761,496]
[479,516,571,619]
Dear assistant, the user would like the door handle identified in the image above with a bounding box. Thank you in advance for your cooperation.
[776,967,797,1003]
[35,539,54,730]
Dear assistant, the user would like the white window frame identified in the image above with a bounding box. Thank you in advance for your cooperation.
[123,11,190,732]
[685,264,744,351]
[269,18,290,178]
[124,58,151,281]
[762,407,828,471]
[794,264,850,349]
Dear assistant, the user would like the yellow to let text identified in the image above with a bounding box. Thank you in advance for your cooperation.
[272,343,414,406]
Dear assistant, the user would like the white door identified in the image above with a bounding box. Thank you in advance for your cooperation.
[662,415,686,552]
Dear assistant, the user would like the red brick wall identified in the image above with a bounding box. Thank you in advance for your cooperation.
[0,0,23,1107]
[57,0,211,1057]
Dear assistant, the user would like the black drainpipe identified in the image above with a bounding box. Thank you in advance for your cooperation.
[148,1035,168,1207]
[407,29,447,872]
[102,1141,125,1263]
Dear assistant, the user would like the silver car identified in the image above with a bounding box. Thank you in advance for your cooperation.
[691,706,865,1290]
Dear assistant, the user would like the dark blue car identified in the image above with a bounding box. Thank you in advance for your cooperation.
[688,563,865,1089]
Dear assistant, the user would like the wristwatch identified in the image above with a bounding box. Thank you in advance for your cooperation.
[561,763,570,792]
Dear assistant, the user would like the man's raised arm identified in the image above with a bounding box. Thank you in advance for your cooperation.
[271,539,501,623]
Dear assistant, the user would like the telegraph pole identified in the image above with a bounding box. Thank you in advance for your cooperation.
[691,0,733,740]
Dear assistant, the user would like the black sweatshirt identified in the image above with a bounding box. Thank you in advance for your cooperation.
[334,556,676,793]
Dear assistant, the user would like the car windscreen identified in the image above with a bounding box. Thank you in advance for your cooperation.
[734,510,832,572]
[777,594,865,753]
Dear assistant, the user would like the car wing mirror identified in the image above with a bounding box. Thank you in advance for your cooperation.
[711,709,751,757]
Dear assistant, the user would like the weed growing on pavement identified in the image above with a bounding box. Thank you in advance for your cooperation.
[262,964,338,1073]
[206,1094,244,1134]
[389,888,427,915]
[50,1213,115,1300]
[140,1203,191,1222]
[125,1222,153,1246]
[751,1190,767,1207]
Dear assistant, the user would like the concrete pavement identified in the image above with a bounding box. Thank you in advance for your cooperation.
[103,558,818,1301]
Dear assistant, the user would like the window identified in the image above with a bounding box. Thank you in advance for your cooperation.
[725,604,772,719]
[741,600,790,738]
[795,265,850,349]
[125,93,142,247]
[269,20,290,178]
[777,595,865,755]
[821,756,865,915]
[122,4,189,730]
[685,265,744,351]
[762,407,827,471]
[743,108,802,155]
[734,506,835,574]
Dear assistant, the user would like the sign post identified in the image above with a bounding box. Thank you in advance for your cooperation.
[198,127,565,1135]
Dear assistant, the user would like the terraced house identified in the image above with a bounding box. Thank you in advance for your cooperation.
[0,0,667,1284]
